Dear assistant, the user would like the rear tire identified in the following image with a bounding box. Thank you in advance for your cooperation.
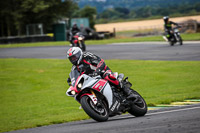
[178,36,183,45]
[169,39,174,46]
[128,90,147,117]
[80,95,109,122]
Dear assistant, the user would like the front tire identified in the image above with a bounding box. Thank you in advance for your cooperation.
[128,90,147,117]
[80,41,86,51]
[80,95,109,122]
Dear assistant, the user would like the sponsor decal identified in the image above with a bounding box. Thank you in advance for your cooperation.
[92,79,107,91]
[111,101,119,111]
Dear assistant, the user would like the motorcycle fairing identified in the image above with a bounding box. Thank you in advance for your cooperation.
[74,40,78,44]
[91,79,107,91]
[67,71,120,112]
[100,82,113,108]
[77,74,115,108]
[92,78,121,113]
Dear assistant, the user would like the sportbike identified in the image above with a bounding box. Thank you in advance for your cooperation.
[70,32,86,51]
[163,26,183,46]
[66,68,147,122]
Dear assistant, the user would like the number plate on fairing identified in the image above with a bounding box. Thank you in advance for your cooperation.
[92,79,107,91]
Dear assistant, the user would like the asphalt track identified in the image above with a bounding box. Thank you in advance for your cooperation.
[0,41,200,60]
[7,104,200,133]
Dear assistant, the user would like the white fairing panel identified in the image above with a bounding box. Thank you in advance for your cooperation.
[71,74,113,108]
[82,76,96,89]
[102,84,113,108]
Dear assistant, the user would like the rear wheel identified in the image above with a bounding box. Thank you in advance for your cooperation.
[80,95,109,122]
[169,38,174,46]
[128,90,147,117]
[178,35,183,45]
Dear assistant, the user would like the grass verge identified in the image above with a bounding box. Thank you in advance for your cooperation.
[0,58,200,132]
[0,33,199,48]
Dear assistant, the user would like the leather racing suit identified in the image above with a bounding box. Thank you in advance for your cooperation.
[71,52,120,87]
[68,51,138,100]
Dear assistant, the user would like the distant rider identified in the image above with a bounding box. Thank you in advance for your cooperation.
[67,47,138,100]
[69,24,81,45]
[163,16,179,41]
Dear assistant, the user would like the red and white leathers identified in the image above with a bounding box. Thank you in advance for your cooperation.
[73,52,120,88]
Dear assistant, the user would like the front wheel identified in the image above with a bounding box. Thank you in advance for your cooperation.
[80,95,109,122]
[128,90,147,117]
[80,41,86,51]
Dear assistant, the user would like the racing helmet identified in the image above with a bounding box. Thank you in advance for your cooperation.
[163,16,169,23]
[67,47,83,65]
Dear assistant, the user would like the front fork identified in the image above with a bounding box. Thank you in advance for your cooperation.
[89,90,98,105]
[80,90,98,105]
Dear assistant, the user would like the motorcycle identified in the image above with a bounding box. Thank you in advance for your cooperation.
[70,32,86,51]
[66,67,147,122]
[163,26,183,46]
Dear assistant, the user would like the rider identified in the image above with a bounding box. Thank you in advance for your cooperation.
[67,47,138,100]
[163,16,179,41]
[69,24,81,44]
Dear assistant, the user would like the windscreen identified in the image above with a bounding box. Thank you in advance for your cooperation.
[69,68,80,87]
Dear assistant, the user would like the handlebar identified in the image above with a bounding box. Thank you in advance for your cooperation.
[174,25,181,29]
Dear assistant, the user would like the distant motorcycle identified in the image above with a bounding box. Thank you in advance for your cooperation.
[66,67,147,122]
[70,32,86,51]
[163,26,183,46]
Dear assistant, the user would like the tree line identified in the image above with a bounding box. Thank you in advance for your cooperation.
[78,0,200,13]
[96,2,200,23]
[0,0,98,37]
[0,0,78,37]
[1,0,200,37]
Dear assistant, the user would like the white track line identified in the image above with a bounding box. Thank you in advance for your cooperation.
[118,106,200,119]
[147,106,200,116]
[109,41,200,45]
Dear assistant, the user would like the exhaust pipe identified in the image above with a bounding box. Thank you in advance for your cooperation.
[163,36,168,42]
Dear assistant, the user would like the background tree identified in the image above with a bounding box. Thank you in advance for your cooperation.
[72,6,97,30]
[0,0,78,37]
[79,6,97,30]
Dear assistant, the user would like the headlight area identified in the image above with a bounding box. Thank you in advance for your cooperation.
[71,90,76,95]
[78,37,83,40]
[67,89,76,96]
[77,83,82,88]
[76,78,84,91]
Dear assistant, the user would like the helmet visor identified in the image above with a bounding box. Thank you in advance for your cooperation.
[68,51,81,65]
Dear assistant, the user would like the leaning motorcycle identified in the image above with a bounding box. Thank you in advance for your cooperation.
[66,68,147,122]
[163,26,183,46]
[70,32,86,51]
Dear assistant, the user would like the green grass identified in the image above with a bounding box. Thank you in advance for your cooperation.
[0,33,199,48]
[0,59,200,132]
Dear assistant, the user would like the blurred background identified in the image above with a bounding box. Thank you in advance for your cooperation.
[0,0,200,43]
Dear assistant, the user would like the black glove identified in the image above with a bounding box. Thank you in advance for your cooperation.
[96,68,102,74]
[67,78,71,86]
[93,72,99,76]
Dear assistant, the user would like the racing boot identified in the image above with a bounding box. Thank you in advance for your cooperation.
[123,86,139,100]
[120,80,139,101]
